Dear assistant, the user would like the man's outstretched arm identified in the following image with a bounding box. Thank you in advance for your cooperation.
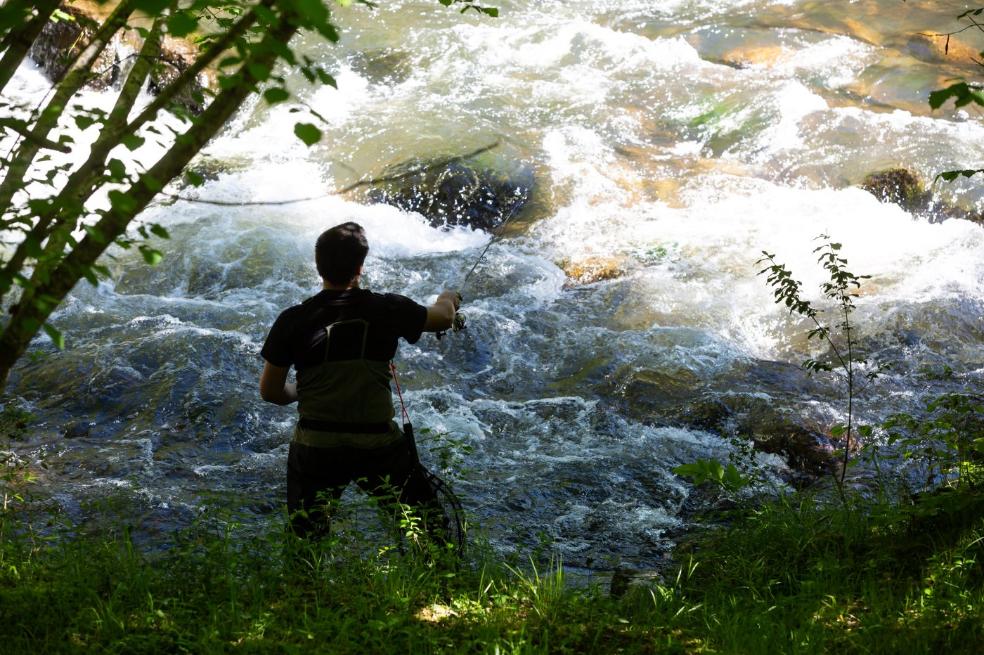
[423,289,461,332]
[259,361,298,405]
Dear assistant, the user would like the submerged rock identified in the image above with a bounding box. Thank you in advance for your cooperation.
[347,49,413,85]
[718,45,788,69]
[367,157,533,232]
[730,397,835,477]
[619,360,837,482]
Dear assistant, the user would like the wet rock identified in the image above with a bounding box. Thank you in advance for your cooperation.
[181,154,254,187]
[29,3,216,113]
[559,256,625,286]
[30,4,122,90]
[63,421,92,439]
[905,34,980,66]
[618,367,704,418]
[0,403,35,441]
[147,37,217,116]
[367,158,533,232]
[729,396,834,477]
[618,360,836,480]
[860,168,929,212]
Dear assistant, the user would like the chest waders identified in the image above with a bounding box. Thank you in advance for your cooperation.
[294,294,466,551]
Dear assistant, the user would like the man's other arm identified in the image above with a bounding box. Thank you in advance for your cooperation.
[422,289,461,332]
[259,361,298,405]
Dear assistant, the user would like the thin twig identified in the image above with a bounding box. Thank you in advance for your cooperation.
[158,191,326,206]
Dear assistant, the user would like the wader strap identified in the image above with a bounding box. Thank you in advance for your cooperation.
[296,417,392,433]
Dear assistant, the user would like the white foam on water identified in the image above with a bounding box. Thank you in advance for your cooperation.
[748,80,828,156]
[449,18,703,72]
[776,35,877,88]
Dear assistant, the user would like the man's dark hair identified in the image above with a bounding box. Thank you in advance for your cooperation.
[315,222,369,285]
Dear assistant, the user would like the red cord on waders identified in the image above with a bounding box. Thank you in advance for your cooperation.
[388,360,466,551]
[389,361,418,461]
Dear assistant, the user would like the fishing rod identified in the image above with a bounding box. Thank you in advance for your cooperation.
[435,189,527,340]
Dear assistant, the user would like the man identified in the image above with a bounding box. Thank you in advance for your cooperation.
[259,221,461,539]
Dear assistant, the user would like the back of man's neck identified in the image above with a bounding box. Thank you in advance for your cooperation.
[322,281,359,291]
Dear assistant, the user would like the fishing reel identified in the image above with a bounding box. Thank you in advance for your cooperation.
[435,311,466,341]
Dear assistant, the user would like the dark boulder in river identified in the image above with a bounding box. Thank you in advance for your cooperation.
[860,168,929,212]
[30,3,121,90]
[860,168,984,226]
[367,157,534,232]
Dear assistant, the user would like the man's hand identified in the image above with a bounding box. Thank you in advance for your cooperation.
[259,361,298,405]
[423,288,462,332]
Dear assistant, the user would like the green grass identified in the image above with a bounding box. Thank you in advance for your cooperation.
[1,488,983,653]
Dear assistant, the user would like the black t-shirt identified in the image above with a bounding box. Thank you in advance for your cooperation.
[261,288,427,370]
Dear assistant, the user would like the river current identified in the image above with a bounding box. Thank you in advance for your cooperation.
[4,0,984,568]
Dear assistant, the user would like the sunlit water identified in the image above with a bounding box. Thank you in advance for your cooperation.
[4,0,984,568]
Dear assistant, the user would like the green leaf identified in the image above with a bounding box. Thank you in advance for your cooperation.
[108,190,138,214]
[858,425,873,437]
[263,87,290,105]
[928,82,984,110]
[74,115,97,130]
[315,68,337,87]
[107,158,127,181]
[43,323,65,350]
[83,225,105,243]
[120,133,146,151]
[673,459,726,487]
[184,170,205,187]
[247,62,271,81]
[134,0,172,13]
[139,245,164,266]
[218,55,243,69]
[167,11,199,38]
[831,424,847,437]
[936,168,984,183]
[294,122,322,146]
[149,224,170,239]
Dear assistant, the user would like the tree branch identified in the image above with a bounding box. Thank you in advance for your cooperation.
[0,118,71,153]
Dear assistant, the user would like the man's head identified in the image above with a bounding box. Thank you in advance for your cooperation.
[315,222,369,286]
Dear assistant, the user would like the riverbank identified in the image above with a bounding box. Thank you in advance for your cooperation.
[2,485,982,653]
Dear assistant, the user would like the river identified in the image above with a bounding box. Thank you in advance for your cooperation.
[3,0,984,569]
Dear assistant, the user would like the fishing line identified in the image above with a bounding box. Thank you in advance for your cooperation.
[435,188,526,340]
